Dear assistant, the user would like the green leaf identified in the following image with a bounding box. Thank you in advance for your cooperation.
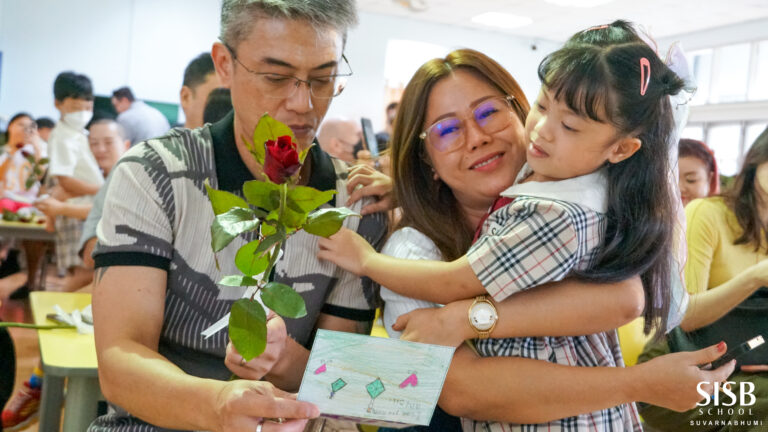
[38,158,49,165]
[298,143,315,164]
[235,240,271,276]
[218,275,260,286]
[251,113,296,166]
[302,207,360,238]
[229,299,267,361]
[211,208,260,252]
[261,282,307,319]
[286,186,335,214]
[243,180,281,211]
[25,177,35,190]
[254,232,284,256]
[241,133,265,166]
[282,208,307,229]
[205,179,249,216]
[261,223,277,237]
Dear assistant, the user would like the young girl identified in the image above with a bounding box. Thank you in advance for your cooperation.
[319,41,684,430]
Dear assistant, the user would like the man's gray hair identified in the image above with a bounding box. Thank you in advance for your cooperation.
[220,0,358,49]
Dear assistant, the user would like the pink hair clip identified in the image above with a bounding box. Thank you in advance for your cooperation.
[639,57,651,96]
[586,24,610,32]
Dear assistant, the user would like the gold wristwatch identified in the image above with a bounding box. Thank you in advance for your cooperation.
[468,295,498,339]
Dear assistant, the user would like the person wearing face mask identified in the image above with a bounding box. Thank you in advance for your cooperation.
[46,71,104,291]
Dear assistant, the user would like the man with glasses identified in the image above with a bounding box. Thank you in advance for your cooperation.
[89,1,386,431]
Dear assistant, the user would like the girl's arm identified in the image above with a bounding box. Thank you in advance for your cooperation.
[439,342,734,423]
[317,228,483,304]
[393,276,644,346]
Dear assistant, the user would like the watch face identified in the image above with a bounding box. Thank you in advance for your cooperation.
[470,303,496,331]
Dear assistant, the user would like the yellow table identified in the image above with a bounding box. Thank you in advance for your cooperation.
[30,291,100,432]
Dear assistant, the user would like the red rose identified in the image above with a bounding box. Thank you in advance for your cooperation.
[264,135,301,184]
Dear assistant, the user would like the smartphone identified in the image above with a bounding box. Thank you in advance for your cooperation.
[360,117,379,158]
[709,335,765,369]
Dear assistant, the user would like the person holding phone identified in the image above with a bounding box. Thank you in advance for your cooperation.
[639,127,768,430]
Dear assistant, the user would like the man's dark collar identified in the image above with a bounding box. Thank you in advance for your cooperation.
[210,110,336,194]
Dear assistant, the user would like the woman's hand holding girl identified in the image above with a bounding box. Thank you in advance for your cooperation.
[633,342,736,412]
[393,301,473,347]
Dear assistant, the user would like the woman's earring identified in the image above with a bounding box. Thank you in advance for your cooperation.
[432,168,439,181]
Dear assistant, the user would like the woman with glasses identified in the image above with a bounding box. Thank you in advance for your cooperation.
[344,48,733,431]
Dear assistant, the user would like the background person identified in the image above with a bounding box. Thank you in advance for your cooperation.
[678,138,719,207]
[180,52,222,129]
[639,128,768,431]
[0,113,48,300]
[317,117,360,163]
[110,86,171,145]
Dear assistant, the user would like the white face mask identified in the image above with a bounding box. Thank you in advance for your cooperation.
[63,110,93,130]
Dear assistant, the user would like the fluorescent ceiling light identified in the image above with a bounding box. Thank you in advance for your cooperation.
[471,12,533,30]
[545,0,614,7]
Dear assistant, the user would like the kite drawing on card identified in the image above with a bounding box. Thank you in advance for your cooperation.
[297,330,455,429]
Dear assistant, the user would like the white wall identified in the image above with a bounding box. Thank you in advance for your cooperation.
[656,17,768,52]
[0,0,220,123]
[329,11,560,130]
[0,2,557,129]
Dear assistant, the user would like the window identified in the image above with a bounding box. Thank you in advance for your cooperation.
[687,49,712,106]
[681,125,704,141]
[749,40,768,101]
[745,122,768,149]
[711,43,751,103]
[707,124,743,176]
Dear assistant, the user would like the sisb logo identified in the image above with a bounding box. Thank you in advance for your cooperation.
[696,381,756,407]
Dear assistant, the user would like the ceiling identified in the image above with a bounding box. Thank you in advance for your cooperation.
[357,0,768,42]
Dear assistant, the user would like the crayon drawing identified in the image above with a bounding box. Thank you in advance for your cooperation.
[297,330,454,427]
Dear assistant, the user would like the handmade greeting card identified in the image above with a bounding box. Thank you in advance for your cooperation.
[297,330,455,428]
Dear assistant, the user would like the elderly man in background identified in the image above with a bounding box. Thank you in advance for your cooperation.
[317,117,360,163]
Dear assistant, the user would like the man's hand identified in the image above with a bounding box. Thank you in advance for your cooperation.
[225,314,288,380]
[213,380,318,432]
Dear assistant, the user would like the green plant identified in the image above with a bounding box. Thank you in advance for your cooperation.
[207,114,358,360]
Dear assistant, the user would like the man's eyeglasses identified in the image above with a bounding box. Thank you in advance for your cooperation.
[419,96,516,152]
[222,42,352,99]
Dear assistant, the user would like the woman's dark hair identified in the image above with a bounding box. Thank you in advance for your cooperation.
[53,71,93,102]
[3,112,34,144]
[538,40,685,338]
[679,138,719,195]
[390,48,529,261]
[724,126,768,251]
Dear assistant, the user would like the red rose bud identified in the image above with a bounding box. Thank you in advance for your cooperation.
[264,135,301,184]
[20,150,32,158]
[15,143,23,149]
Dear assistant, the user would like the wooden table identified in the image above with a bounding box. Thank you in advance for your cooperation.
[0,219,55,242]
[0,219,55,289]
[30,291,100,432]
